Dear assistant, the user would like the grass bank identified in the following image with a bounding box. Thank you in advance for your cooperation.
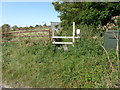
[2,25,119,88]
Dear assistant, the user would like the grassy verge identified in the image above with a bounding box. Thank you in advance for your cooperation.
[2,25,119,88]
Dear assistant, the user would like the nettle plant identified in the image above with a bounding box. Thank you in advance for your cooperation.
[99,16,120,30]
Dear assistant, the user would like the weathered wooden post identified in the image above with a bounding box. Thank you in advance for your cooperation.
[48,30,51,42]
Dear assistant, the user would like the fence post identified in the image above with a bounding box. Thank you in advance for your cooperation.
[49,30,51,42]
[72,22,75,47]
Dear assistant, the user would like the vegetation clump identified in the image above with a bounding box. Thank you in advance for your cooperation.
[2,24,119,88]
[98,16,120,30]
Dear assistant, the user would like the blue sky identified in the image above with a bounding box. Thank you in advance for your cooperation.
[1,2,61,27]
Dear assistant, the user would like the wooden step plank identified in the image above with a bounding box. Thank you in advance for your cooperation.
[52,42,73,44]
[52,36,80,39]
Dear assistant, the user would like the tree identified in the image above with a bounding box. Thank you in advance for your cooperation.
[2,24,12,40]
[35,25,39,27]
[52,2,83,26]
[29,26,34,28]
[12,25,18,31]
[2,24,11,33]
[79,2,120,26]
[39,25,42,27]
[43,23,47,26]
[52,2,120,28]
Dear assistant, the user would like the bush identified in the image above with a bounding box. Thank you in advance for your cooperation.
[2,24,12,41]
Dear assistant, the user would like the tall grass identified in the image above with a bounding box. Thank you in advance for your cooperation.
[2,25,119,88]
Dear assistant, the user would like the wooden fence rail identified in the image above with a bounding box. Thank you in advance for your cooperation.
[3,30,50,34]
[1,30,52,42]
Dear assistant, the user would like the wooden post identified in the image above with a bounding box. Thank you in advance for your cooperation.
[72,22,75,47]
[52,29,54,37]
[52,29,54,42]
[48,30,51,42]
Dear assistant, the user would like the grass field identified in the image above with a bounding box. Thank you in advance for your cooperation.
[2,26,51,45]
[2,25,119,88]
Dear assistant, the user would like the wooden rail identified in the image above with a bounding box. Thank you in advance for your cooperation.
[1,30,51,42]
[52,36,80,39]
[3,30,50,34]
[1,39,49,42]
[2,35,49,38]
[52,42,73,44]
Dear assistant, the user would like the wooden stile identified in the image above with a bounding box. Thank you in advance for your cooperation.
[52,22,80,47]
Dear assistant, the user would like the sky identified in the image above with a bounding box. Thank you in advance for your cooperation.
[1,2,61,27]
